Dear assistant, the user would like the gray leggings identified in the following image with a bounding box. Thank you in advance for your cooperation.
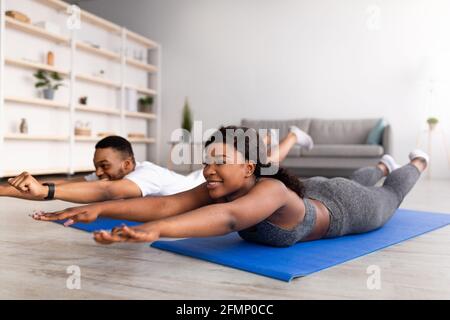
[335,164,421,236]
[238,164,421,247]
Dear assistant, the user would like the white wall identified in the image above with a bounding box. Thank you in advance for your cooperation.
[77,0,450,178]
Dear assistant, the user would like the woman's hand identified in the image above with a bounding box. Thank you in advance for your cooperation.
[32,204,102,226]
[93,224,160,245]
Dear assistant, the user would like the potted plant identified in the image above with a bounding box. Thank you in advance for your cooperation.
[181,97,193,142]
[138,95,154,113]
[427,117,439,131]
[33,69,64,100]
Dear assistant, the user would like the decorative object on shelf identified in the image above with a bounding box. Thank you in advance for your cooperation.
[47,51,54,66]
[5,10,30,23]
[79,96,88,105]
[19,118,28,134]
[84,41,101,49]
[74,121,92,136]
[128,133,146,139]
[427,117,439,131]
[138,95,154,113]
[33,21,61,35]
[181,97,193,142]
[33,69,64,100]
[93,69,106,78]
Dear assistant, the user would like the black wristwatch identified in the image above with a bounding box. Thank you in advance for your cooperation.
[42,182,55,200]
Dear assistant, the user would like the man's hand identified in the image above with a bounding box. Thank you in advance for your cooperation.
[32,205,101,226]
[8,172,49,199]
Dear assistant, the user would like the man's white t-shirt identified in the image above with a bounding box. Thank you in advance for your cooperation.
[84,161,206,197]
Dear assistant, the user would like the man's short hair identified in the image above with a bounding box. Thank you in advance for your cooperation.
[95,136,135,162]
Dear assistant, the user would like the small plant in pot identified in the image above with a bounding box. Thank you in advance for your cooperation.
[138,95,154,113]
[33,69,64,100]
[181,97,193,142]
[427,117,439,131]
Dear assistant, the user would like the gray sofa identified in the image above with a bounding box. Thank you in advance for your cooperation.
[241,118,391,177]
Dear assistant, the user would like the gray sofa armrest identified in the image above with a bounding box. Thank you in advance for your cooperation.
[382,124,392,155]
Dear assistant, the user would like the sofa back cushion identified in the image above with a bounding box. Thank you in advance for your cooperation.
[300,144,384,158]
[240,119,311,140]
[308,118,381,145]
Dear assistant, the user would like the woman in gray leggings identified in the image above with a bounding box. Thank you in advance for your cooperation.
[34,126,429,248]
[239,151,428,246]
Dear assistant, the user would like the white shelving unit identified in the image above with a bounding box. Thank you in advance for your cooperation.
[0,0,161,178]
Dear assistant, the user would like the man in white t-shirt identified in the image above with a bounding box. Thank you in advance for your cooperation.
[1,126,312,203]
[1,136,206,203]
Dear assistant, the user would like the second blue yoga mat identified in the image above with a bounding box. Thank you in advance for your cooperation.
[150,209,450,282]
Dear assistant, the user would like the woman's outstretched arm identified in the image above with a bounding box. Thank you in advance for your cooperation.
[33,183,212,225]
[93,179,289,244]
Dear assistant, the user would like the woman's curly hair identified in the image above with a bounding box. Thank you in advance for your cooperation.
[204,125,305,198]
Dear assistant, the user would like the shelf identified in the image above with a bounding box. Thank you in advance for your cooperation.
[75,136,101,142]
[5,16,70,45]
[2,0,160,176]
[125,111,157,119]
[76,41,121,61]
[76,73,121,89]
[75,134,124,142]
[4,133,69,142]
[125,84,157,96]
[128,137,156,144]
[2,167,70,177]
[81,10,122,34]
[5,57,70,75]
[126,29,158,49]
[35,0,68,11]
[73,166,95,173]
[126,58,158,73]
[36,0,122,34]
[76,105,121,116]
[5,96,69,109]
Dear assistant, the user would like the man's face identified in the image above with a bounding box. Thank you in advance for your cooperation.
[93,148,133,181]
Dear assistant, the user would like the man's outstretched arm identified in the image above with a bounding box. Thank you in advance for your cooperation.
[0,172,142,203]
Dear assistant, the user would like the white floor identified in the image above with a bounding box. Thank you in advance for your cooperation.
[0,177,449,299]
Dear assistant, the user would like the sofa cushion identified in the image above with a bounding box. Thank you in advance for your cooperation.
[366,118,386,145]
[241,119,310,142]
[300,144,384,158]
[308,118,382,144]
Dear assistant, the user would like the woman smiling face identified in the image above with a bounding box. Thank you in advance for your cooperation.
[203,142,256,200]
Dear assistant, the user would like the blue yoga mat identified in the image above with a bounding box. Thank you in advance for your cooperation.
[151,209,450,282]
[55,209,450,282]
[54,218,142,232]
